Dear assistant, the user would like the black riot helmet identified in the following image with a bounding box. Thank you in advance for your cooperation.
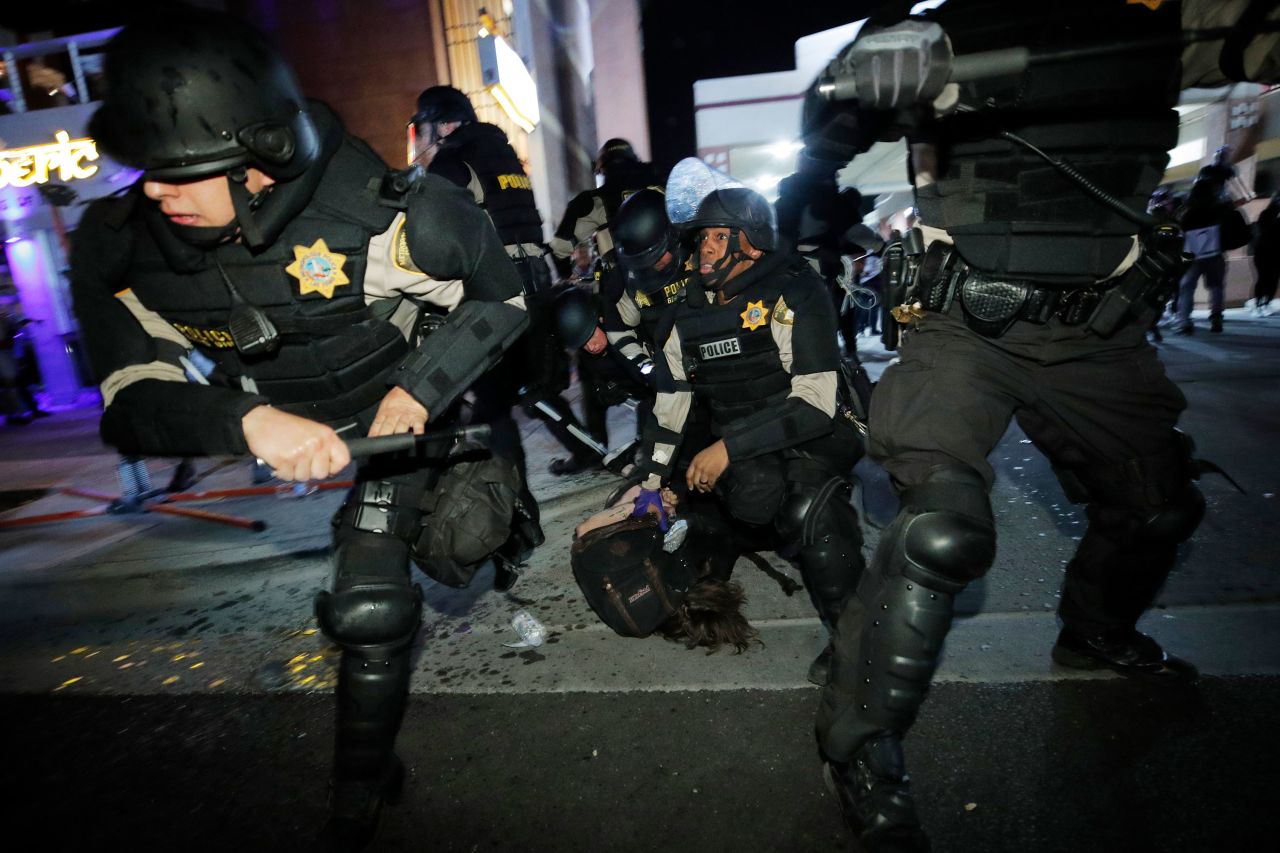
[553,286,599,350]
[89,11,319,184]
[595,138,639,176]
[686,187,778,252]
[411,86,478,127]
[614,189,683,292]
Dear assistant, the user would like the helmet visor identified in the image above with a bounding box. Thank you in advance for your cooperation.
[664,157,745,229]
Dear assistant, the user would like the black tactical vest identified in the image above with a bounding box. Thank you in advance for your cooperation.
[433,122,544,246]
[125,136,410,425]
[634,269,691,336]
[915,0,1182,284]
[675,267,794,429]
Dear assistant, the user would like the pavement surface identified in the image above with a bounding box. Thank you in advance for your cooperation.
[1,307,1278,852]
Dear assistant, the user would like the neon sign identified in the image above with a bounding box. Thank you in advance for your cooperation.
[0,131,100,189]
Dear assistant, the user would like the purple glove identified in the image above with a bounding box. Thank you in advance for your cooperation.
[632,488,668,532]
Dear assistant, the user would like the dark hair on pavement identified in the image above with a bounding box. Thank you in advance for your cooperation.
[658,577,760,654]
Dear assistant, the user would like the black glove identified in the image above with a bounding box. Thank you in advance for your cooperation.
[844,20,952,110]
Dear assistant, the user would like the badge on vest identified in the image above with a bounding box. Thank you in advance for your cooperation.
[740,299,768,331]
[286,238,350,299]
[699,336,741,360]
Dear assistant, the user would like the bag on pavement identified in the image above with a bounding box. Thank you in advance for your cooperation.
[412,448,519,588]
[571,517,698,637]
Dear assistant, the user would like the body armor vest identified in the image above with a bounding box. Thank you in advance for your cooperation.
[676,277,793,430]
[434,122,543,247]
[125,138,409,425]
[915,0,1182,284]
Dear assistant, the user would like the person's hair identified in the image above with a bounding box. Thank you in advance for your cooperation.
[658,577,760,654]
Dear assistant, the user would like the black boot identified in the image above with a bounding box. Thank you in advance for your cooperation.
[824,736,930,853]
[1052,628,1197,684]
[317,645,413,851]
[316,755,405,852]
[808,641,834,686]
[1209,314,1223,333]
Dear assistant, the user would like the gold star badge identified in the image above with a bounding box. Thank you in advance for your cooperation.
[285,238,349,299]
[741,300,768,331]
[1126,0,1165,10]
[634,289,652,308]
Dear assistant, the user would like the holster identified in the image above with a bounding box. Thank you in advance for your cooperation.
[880,228,925,351]
[1085,224,1187,339]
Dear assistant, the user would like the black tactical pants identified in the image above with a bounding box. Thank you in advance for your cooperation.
[319,451,440,804]
[817,307,1199,761]
[717,424,866,634]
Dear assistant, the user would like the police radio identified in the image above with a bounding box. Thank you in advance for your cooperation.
[214,258,281,356]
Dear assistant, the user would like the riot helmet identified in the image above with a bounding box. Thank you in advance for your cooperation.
[667,158,777,252]
[614,189,684,294]
[553,285,599,350]
[411,85,478,127]
[89,10,320,251]
[666,157,777,291]
[89,11,319,184]
[595,138,639,176]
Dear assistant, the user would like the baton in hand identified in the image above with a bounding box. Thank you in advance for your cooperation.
[343,424,492,459]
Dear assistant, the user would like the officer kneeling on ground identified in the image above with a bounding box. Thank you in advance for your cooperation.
[69,12,529,851]
[630,159,867,685]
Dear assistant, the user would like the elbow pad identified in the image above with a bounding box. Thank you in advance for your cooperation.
[393,299,528,414]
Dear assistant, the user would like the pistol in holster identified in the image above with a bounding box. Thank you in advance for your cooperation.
[880,227,926,351]
[1086,223,1188,339]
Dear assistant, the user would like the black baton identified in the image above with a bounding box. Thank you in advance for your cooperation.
[343,424,492,459]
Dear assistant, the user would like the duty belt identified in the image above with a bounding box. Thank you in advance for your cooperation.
[914,242,1109,338]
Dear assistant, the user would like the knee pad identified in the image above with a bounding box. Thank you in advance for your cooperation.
[317,533,422,648]
[897,466,995,591]
[776,475,858,546]
[902,511,996,588]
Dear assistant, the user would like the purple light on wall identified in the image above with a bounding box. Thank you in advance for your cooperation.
[4,233,84,407]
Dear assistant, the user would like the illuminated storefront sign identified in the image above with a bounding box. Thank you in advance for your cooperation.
[478,35,540,133]
[0,131,100,188]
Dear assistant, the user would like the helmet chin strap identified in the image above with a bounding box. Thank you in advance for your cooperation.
[166,168,274,251]
[702,227,749,292]
[228,167,268,249]
[167,220,240,250]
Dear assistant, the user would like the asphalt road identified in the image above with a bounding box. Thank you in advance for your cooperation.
[2,312,1278,852]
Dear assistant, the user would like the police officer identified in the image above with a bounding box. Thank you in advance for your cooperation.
[549,138,662,279]
[553,284,649,452]
[800,2,1280,849]
[630,161,866,683]
[607,187,692,378]
[70,13,528,851]
[409,85,565,578]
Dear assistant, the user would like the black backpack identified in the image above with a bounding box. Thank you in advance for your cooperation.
[571,518,698,637]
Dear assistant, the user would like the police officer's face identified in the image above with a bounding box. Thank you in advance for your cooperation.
[697,227,759,283]
[142,169,275,229]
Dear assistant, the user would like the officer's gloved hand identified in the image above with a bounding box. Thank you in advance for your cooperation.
[632,488,668,532]
[845,20,953,110]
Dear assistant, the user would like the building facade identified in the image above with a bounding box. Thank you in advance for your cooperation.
[0,0,649,406]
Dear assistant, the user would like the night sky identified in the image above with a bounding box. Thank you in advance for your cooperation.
[639,0,877,176]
